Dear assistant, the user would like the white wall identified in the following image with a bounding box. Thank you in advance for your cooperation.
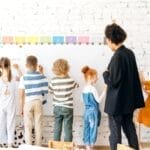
[0,0,150,69]
[0,44,112,116]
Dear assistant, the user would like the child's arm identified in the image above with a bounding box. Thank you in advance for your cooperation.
[18,76,25,116]
[99,90,106,102]
[73,81,79,89]
[12,63,22,81]
[19,89,25,117]
[48,82,53,94]
[92,87,100,103]
[99,85,107,102]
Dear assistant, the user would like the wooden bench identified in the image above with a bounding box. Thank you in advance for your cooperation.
[48,141,74,150]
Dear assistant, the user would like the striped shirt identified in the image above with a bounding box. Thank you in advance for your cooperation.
[19,71,48,103]
[49,76,78,108]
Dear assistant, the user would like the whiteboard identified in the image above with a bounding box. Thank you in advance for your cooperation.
[0,44,113,115]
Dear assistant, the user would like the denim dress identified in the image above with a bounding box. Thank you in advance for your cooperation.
[82,85,101,145]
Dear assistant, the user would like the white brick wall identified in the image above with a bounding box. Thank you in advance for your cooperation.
[0,0,150,146]
[0,0,150,66]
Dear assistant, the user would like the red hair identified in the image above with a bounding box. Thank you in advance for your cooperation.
[81,66,97,80]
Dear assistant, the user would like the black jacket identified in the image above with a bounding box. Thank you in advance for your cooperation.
[103,45,145,115]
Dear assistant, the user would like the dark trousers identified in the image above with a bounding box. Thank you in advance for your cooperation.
[108,113,139,150]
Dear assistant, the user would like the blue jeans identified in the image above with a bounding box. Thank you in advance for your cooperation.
[53,106,73,141]
[83,108,99,145]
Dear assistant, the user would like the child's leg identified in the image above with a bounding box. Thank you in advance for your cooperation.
[34,100,42,146]
[7,106,16,146]
[63,107,73,141]
[53,106,63,141]
[24,102,34,145]
[0,110,7,144]
[89,111,98,146]
[83,110,90,147]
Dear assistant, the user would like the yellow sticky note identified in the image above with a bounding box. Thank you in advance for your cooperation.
[26,36,39,44]
[14,36,25,44]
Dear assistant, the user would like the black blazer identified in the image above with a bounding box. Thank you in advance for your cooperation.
[103,45,145,115]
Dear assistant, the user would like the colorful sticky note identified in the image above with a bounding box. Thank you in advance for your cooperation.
[78,36,89,44]
[39,36,51,44]
[2,36,14,44]
[90,36,103,45]
[65,36,76,44]
[52,36,64,44]
[14,36,26,44]
[26,36,39,44]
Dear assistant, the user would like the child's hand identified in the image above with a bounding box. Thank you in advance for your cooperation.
[12,63,20,70]
[37,65,44,74]
[20,111,24,117]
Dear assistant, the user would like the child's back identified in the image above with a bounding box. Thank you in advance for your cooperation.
[49,75,77,108]
[19,55,48,146]
[22,71,48,102]
[49,59,78,142]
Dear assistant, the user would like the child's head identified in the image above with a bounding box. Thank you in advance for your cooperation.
[52,58,69,76]
[81,66,98,84]
[26,55,38,71]
[0,57,12,81]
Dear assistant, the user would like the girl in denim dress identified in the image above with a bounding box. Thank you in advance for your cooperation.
[81,66,105,150]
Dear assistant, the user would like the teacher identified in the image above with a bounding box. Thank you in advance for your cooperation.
[103,23,145,150]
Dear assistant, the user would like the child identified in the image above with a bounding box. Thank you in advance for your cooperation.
[81,66,104,150]
[0,57,16,147]
[49,58,78,142]
[19,55,48,146]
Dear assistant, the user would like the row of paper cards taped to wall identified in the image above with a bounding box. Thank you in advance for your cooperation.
[0,35,105,45]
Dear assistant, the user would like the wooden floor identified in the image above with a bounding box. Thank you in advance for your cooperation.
[44,144,150,150]
[78,144,150,150]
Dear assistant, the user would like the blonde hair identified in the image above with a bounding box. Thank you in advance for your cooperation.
[26,55,38,71]
[0,57,12,81]
[52,59,69,76]
[81,66,97,80]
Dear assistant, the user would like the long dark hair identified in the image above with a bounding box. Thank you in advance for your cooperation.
[0,57,12,81]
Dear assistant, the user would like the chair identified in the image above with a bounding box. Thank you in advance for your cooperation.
[48,141,74,150]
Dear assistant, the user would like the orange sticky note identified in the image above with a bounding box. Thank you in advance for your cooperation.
[2,36,14,44]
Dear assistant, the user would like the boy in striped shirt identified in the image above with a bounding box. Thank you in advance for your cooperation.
[49,59,78,142]
[19,55,48,146]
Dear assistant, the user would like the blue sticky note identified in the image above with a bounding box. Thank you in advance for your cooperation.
[53,36,64,44]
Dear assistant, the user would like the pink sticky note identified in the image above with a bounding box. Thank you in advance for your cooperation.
[78,36,89,44]
[2,36,14,44]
